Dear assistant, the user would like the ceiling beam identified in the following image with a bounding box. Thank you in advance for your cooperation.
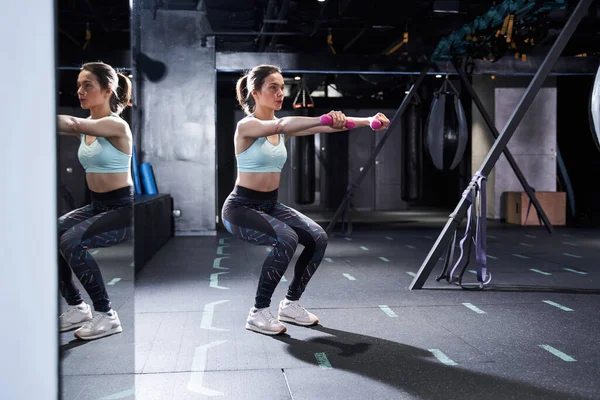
[268,0,291,51]
[338,0,354,15]
[216,51,599,76]
[258,0,278,52]
[342,24,368,52]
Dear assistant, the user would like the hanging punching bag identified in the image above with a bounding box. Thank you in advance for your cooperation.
[293,81,316,204]
[426,77,468,170]
[589,64,600,152]
[402,100,423,201]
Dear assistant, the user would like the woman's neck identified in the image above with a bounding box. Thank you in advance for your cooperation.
[252,107,275,121]
[89,103,113,120]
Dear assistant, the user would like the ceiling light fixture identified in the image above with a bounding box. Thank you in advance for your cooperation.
[433,0,459,13]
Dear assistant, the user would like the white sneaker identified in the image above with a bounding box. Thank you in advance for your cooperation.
[74,309,123,340]
[246,307,287,335]
[278,299,319,326]
[59,302,93,332]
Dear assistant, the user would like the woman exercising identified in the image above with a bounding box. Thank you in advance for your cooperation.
[221,64,390,335]
[57,61,133,340]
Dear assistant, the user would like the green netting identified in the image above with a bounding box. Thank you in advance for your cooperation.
[431,0,569,62]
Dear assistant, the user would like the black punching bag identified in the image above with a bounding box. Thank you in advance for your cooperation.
[425,77,468,170]
[590,64,600,152]
[293,82,316,204]
[402,101,423,201]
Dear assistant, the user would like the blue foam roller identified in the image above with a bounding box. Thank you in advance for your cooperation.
[131,145,143,195]
[139,162,158,195]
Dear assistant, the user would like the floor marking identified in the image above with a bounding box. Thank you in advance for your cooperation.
[314,352,332,369]
[201,300,230,331]
[530,268,551,276]
[212,257,230,270]
[563,253,582,259]
[216,246,230,255]
[344,237,352,241]
[406,272,416,277]
[488,235,496,239]
[324,257,333,263]
[379,257,390,262]
[90,250,99,255]
[218,238,229,245]
[378,305,398,317]
[188,340,228,396]
[99,387,135,400]
[428,349,457,366]
[424,236,433,239]
[525,234,537,239]
[281,275,287,282]
[543,300,573,312]
[385,236,393,240]
[562,242,578,246]
[107,278,121,286]
[360,246,369,251]
[265,247,271,252]
[539,344,576,362]
[487,255,498,260]
[439,257,445,261]
[519,242,533,247]
[468,270,476,274]
[342,273,356,281]
[512,253,529,259]
[407,245,416,249]
[462,303,486,314]
[282,369,294,400]
[209,272,229,290]
[563,267,587,275]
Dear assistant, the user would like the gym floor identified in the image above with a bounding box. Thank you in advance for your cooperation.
[61,210,600,399]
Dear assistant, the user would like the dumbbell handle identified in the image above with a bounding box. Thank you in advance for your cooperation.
[370,118,382,129]
[319,114,356,129]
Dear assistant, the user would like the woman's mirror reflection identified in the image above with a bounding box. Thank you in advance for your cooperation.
[56,62,134,340]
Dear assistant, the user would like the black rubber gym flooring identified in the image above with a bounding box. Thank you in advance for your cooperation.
[63,210,600,399]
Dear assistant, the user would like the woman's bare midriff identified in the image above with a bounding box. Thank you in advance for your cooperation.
[236,171,281,192]
[86,172,133,193]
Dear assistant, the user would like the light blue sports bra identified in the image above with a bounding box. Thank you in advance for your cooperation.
[77,116,131,173]
[236,116,287,173]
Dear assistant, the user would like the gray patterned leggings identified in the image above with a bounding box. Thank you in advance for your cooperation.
[58,186,133,312]
[221,185,328,309]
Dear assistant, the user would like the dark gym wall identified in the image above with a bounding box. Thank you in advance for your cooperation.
[557,75,599,227]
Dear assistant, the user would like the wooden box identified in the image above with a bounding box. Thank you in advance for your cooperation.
[504,191,566,226]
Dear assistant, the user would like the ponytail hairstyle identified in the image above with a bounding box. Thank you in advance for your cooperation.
[235,64,281,115]
[81,61,132,116]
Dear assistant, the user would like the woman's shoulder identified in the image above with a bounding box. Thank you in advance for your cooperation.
[237,115,258,127]
[104,114,132,137]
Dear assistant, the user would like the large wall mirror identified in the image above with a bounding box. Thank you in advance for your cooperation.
[56,1,135,398]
